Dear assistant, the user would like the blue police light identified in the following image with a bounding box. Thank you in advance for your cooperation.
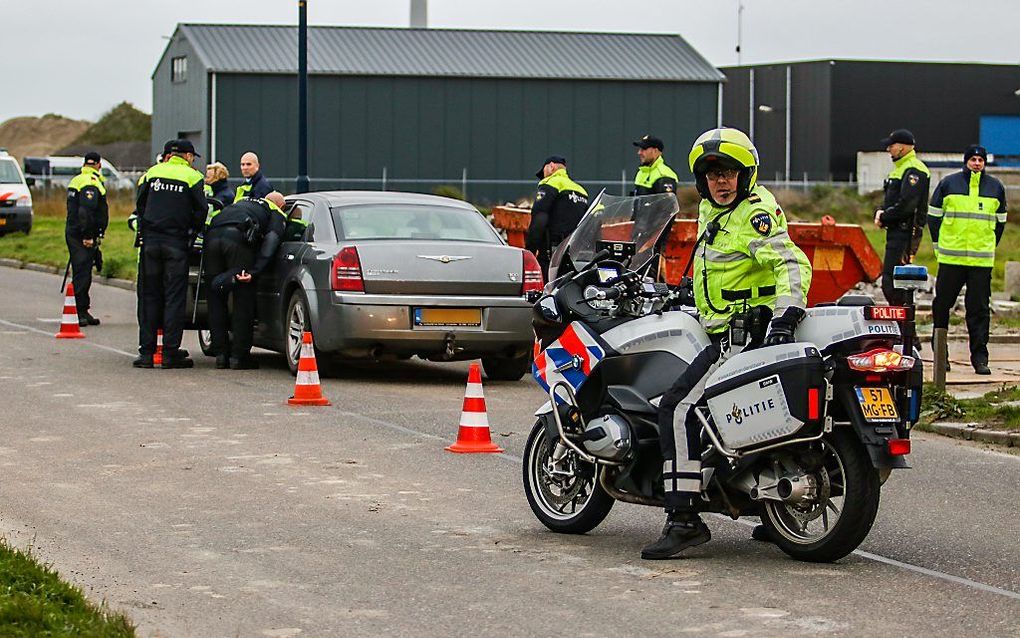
[893,265,928,291]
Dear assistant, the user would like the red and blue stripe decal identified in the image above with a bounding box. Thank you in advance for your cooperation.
[532,321,608,398]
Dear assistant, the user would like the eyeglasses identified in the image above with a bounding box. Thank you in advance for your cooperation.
[705,168,740,181]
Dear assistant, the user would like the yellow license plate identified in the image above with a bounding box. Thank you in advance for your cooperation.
[855,387,899,422]
[414,307,481,327]
[0,218,6,226]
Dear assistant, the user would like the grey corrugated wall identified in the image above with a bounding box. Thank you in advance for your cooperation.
[151,33,209,162]
[211,74,718,202]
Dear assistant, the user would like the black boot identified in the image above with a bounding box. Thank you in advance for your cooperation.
[132,354,154,369]
[215,354,230,369]
[751,524,773,542]
[162,350,194,369]
[641,511,711,560]
[973,361,991,375]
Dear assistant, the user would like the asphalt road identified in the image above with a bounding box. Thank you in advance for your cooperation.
[0,266,1018,637]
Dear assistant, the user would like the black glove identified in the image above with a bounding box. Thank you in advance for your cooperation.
[94,248,103,274]
[765,306,806,346]
[211,267,245,293]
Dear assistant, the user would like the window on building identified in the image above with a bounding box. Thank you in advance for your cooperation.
[171,56,187,83]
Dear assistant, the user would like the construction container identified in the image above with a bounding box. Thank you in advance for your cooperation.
[490,208,882,306]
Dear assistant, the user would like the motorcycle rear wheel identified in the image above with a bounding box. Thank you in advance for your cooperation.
[762,428,881,563]
[523,419,614,534]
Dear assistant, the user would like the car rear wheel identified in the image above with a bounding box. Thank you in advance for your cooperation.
[482,353,531,381]
[197,329,215,357]
[285,290,312,375]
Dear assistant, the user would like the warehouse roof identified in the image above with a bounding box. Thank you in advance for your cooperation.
[173,24,724,83]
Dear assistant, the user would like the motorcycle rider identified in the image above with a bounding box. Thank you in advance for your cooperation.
[642,128,812,560]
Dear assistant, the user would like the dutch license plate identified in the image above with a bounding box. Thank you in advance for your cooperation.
[413,307,481,327]
[855,386,899,422]
[0,218,6,226]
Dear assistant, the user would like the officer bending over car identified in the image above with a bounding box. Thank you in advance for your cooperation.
[643,128,812,560]
[203,192,287,370]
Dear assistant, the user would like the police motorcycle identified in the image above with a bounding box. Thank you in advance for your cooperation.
[523,191,924,563]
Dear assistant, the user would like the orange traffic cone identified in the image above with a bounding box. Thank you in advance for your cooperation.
[287,331,330,406]
[446,362,503,454]
[154,329,164,367]
[55,283,85,339]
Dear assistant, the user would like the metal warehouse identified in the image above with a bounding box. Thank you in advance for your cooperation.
[151,23,724,201]
[721,60,1020,183]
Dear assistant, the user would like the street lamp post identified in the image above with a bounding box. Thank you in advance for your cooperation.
[296,0,310,194]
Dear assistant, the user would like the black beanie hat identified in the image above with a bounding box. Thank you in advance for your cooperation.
[964,144,988,164]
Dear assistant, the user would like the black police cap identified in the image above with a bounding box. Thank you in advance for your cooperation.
[535,155,567,178]
[633,135,664,151]
[83,151,101,165]
[880,129,915,147]
[166,139,200,157]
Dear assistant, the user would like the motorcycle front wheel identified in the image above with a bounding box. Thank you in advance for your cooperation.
[522,419,614,534]
[762,427,881,563]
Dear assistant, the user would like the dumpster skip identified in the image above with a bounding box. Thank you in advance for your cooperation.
[491,208,882,306]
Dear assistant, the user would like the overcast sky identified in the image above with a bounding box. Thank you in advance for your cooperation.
[6,0,1020,124]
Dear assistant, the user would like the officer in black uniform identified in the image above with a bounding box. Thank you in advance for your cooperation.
[65,151,109,326]
[203,192,287,369]
[525,155,589,279]
[133,139,207,369]
[875,129,930,305]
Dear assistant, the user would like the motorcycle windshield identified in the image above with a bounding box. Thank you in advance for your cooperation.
[550,191,680,273]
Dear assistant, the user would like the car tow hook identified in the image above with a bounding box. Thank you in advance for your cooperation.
[443,332,462,360]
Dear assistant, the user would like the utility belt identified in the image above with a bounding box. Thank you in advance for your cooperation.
[720,285,776,302]
[211,217,261,246]
[727,305,773,347]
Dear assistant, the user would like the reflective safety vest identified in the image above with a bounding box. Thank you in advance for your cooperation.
[634,156,679,195]
[204,183,213,197]
[693,185,812,334]
[928,169,1006,267]
[68,165,107,197]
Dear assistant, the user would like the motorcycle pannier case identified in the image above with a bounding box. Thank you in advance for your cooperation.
[703,343,825,450]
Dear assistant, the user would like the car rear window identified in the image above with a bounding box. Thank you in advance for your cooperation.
[331,204,498,243]
[0,159,23,184]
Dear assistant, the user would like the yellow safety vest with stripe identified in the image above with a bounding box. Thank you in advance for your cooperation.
[694,185,812,334]
[634,156,679,195]
[928,169,1007,268]
[68,165,107,197]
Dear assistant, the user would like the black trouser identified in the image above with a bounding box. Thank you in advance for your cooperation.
[881,230,912,306]
[65,233,97,314]
[204,226,256,359]
[139,239,190,356]
[657,333,735,512]
[932,263,992,365]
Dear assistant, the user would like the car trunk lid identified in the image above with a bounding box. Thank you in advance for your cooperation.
[354,241,524,296]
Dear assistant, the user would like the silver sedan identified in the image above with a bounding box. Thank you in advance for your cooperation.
[190,191,541,380]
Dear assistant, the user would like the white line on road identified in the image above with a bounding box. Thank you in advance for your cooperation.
[345,408,1020,602]
[0,318,136,358]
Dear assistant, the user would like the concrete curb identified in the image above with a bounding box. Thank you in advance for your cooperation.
[926,421,1019,447]
[0,258,136,291]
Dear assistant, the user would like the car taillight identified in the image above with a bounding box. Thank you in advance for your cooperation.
[522,250,544,296]
[847,348,915,373]
[888,438,911,456]
[331,246,364,292]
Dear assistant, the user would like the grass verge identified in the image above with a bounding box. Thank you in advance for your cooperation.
[918,383,1020,431]
[0,539,135,636]
[0,192,138,281]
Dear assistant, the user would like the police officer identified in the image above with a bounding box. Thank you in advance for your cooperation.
[928,145,1007,376]
[875,129,930,305]
[65,151,109,326]
[642,128,812,560]
[283,205,309,242]
[233,152,273,203]
[133,139,207,369]
[204,161,234,205]
[633,135,679,195]
[525,155,589,279]
[203,192,287,369]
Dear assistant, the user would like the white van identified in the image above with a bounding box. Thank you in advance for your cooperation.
[23,155,135,190]
[0,150,32,236]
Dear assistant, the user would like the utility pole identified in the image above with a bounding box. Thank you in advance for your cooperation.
[296,0,310,194]
[736,0,744,65]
